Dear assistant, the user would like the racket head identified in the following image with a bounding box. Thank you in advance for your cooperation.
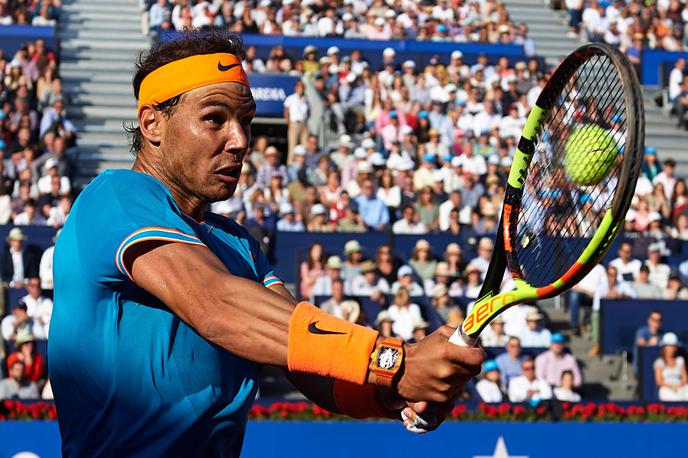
[461,43,644,342]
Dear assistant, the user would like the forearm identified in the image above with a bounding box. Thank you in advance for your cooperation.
[131,243,298,366]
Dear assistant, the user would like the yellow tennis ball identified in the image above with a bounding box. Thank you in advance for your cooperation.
[565,125,619,186]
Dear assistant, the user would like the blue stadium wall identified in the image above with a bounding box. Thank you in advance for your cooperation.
[1,421,685,457]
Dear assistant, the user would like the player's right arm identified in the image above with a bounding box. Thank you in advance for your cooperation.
[127,241,484,404]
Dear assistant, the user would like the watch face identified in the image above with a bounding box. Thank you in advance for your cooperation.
[377,347,399,370]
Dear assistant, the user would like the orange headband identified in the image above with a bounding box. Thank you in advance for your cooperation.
[137,52,249,111]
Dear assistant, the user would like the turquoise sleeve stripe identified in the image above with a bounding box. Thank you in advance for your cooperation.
[115,227,206,280]
[262,273,283,288]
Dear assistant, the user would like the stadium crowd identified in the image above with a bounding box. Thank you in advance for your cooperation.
[0,37,74,399]
[142,0,534,55]
[0,0,61,26]
[567,0,688,64]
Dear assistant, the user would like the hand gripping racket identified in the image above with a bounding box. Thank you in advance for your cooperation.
[404,43,644,432]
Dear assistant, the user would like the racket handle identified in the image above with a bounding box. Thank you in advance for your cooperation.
[448,327,477,347]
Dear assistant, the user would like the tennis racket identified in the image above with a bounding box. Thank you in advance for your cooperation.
[404,42,644,432]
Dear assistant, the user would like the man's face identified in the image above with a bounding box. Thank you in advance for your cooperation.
[648,313,662,333]
[155,82,255,203]
[13,306,27,320]
[9,362,24,382]
[619,244,631,262]
[522,361,535,381]
[551,342,564,355]
[27,278,41,298]
[506,338,521,357]
[332,281,343,301]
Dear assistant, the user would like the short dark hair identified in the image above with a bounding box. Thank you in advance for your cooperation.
[125,30,246,156]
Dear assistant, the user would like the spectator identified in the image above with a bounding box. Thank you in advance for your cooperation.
[0,360,38,400]
[349,259,390,297]
[341,239,364,284]
[319,278,360,323]
[374,244,398,286]
[463,264,483,301]
[476,360,505,403]
[633,265,664,299]
[654,332,688,401]
[519,307,552,348]
[355,175,389,230]
[408,239,437,284]
[665,274,688,300]
[609,241,641,283]
[13,198,46,225]
[21,277,52,339]
[410,319,429,343]
[390,265,424,297]
[553,370,582,402]
[653,159,677,201]
[1,302,40,344]
[374,311,396,339]
[307,203,331,232]
[480,316,509,348]
[1,227,40,289]
[6,331,44,382]
[312,255,342,297]
[413,185,439,231]
[39,230,57,291]
[496,336,525,388]
[590,265,637,356]
[387,286,422,341]
[508,357,552,403]
[37,158,71,196]
[276,203,304,232]
[645,243,670,289]
[535,333,583,388]
[468,237,494,280]
[298,242,325,298]
[38,97,77,143]
[392,204,427,234]
[283,80,308,160]
[256,146,287,188]
[430,283,461,326]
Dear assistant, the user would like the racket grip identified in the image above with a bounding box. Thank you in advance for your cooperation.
[448,327,477,347]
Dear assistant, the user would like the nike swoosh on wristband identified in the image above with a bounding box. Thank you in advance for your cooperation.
[218,61,241,72]
[308,321,347,335]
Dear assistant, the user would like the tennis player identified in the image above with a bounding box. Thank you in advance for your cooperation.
[48,31,483,457]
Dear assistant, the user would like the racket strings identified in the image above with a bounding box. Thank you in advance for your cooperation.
[514,54,627,286]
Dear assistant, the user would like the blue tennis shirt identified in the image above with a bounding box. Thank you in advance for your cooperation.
[49,169,282,457]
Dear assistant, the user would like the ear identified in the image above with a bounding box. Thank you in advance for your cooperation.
[138,105,163,145]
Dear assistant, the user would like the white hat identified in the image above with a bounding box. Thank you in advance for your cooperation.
[293,145,307,156]
[526,308,544,321]
[396,159,415,171]
[327,46,340,55]
[403,60,416,69]
[6,227,27,242]
[398,265,413,277]
[648,212,663,223]
[383,47,395,57]
[385,9,395,18]
[444,83,457,93]
[279,203,294,216]
[342,13,354,21]
[451,156,464,168]
[310,204,327,217]
[624,208,637,222]
[506,75,517,83]
[400,125,414,136]
[326,255,343,269]
[45,158,59,171]
[357,162,374,174]
[488,155,500,165]
[370,152,386,166]
[361,138,376,149]
[433,170,445,182]
[345,72,357,83]
[661,332,681,346]
[375,17,386,26]
[353,147,367,159]
[344,239,363,254]
[451,50,463,60]
[339,134,354,148]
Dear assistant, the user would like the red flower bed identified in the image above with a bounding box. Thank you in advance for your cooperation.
[3,400,688,422]
[0,400,57,420]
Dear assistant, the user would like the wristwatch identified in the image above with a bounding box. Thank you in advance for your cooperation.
[370,337,404,388]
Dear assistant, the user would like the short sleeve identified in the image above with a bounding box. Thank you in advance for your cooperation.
[74,171,206,284]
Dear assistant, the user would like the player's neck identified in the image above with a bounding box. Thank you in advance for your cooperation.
[132,159,206,222]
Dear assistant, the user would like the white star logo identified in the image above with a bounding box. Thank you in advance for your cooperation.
[473,436,529,458]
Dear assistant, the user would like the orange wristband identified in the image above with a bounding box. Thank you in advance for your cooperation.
[332,380,396,419]
[287,301,378,385]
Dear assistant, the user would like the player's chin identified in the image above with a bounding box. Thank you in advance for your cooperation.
[208,174,239,200]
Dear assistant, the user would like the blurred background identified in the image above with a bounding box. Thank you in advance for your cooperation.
[1,0,688,456]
